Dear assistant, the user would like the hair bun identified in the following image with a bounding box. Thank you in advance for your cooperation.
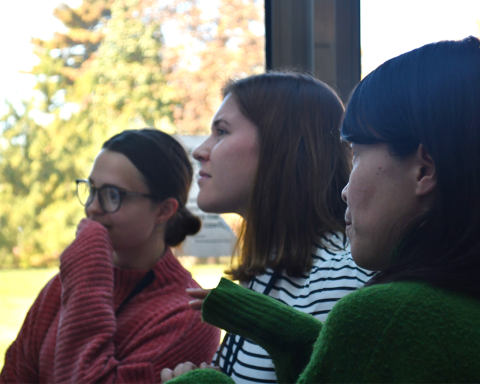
[165,207,201,247]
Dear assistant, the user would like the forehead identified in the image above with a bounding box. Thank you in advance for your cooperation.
[213,94,246,122]
[89,149,147,190]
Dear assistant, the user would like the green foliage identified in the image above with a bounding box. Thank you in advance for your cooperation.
[0,0,264,268]
[0,0,174,268]
[89,0,177,137]
[0,101,86,268]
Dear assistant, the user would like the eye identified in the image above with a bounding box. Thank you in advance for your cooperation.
[108,188,121,202]
[101,187,121,206]
[216,127,228,138]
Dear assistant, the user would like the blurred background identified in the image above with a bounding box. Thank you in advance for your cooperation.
[0,0,479,369]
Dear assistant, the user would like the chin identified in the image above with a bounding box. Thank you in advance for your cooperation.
[351,246,373,270]
[352,251,385,272]
[197,200,222,214]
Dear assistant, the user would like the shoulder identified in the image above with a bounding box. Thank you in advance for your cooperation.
[33,273,62,313]
[329,281,427,315]
[327,281,480,329]
[317,282,480,382]
[151,248,199,289]
[10,274,62,349]
[316,282,440,351]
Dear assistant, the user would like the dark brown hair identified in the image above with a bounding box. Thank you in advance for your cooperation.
[224,72,351,281]
[341,37,480,299]
[102,129,201,247]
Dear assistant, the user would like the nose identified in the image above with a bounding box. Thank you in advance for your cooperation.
[341,183,349,203]
[192,137,211,162]
[85,191,103,217]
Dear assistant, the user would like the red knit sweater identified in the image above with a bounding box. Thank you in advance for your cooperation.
[0,219,220,383]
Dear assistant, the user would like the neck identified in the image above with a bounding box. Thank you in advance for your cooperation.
[113,234,167,271]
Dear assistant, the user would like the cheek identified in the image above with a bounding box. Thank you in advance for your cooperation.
[347,173,376,217]
[199,140,258,213]
[214,141,258,184]
[109,209,156,245]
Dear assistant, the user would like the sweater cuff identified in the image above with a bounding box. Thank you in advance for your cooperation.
[202,278,322,383]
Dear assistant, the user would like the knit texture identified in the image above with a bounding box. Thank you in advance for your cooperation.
[214,232,375,384]
[0,219,220,384]
[167,277,480,384]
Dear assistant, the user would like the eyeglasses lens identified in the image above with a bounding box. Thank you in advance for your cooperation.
[100,187,121,213]
[77,181,92,206]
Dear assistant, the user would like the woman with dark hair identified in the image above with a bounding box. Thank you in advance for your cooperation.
[164,37,480,383]
[0,129,220,383]
[161,72,373,383]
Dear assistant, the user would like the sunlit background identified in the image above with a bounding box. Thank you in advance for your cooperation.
[2,0,479,113]
[0,0,479,369]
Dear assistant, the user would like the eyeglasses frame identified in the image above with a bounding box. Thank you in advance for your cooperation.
[75,178,153,213]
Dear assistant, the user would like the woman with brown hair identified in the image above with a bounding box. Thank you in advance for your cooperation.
[165,37,480,384]
[1,129,220,384]
[162,72,373,384]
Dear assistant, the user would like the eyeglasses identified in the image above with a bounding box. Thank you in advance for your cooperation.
[75,179,152,213]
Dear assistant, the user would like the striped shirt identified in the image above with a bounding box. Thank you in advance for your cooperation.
[215,232,375,384]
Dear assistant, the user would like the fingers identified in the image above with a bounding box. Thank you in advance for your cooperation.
[186,289,211,311]
[199,362,222,372]
[160,368,173,383]
[188,299,204,311]
[186,288,211,299]
[174,362,197,378]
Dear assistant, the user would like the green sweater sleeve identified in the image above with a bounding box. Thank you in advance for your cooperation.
[165,368,235,384]
[202,278,323,383]
[167,281,480,384]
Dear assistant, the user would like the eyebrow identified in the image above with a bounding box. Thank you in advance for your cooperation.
[213,118,231,128]
[88,178,126,191]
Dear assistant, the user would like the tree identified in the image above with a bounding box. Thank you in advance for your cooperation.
[0,0,265,267]
[156,0,265,134]
[0,0,114,267]
[88,0,176,140]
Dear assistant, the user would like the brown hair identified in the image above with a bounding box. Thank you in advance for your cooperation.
[103,129,201,247]
[224,72,351,281]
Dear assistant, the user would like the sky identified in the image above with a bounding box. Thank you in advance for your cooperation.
[361,0,480,76]
[0,0,82,113]
[0,0,479,115]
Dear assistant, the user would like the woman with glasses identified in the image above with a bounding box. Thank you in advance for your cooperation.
[0,129,220,384]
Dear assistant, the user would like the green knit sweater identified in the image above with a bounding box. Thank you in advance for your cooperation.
[168,278,480,383]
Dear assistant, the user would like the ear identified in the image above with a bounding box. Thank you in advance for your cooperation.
[414,144,437,197]
[155,198,179,225]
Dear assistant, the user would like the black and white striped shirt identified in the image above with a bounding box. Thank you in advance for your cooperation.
[215,232,375,384]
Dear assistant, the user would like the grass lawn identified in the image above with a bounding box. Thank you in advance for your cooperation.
[0,268,59,371]
[0,263,227,371]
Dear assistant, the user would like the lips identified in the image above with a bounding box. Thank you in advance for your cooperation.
[345,216,352,228]
[198,171,211,185]
[199,171,211,178]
